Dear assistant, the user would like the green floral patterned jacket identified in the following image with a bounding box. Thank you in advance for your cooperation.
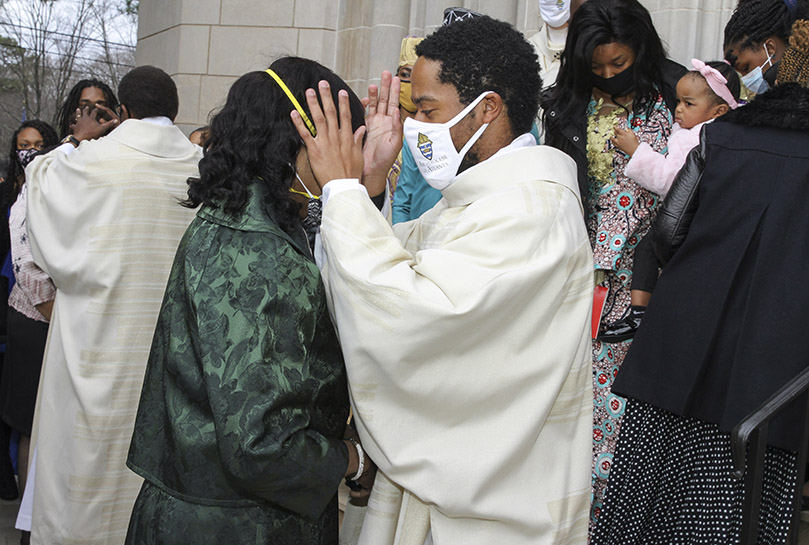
[126,181,349,545]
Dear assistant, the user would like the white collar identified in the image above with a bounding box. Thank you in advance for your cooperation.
[441,133,537,192]
[489,133,537,161]
[139,116,173,127]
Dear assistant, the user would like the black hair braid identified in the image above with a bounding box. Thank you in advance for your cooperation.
[56,79,118,139]
[724,0,809,52]
[777,19,809,86]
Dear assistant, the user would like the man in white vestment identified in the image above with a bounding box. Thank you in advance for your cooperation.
[22,66,201,544]
[292,15,593,545]
[529,0,571,91]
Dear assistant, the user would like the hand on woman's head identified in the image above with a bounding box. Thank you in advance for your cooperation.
[290,81,367,188]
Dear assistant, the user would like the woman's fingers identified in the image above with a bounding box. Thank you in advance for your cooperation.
[293,83,365,184]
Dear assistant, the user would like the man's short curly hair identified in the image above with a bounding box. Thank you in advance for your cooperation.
[416,15,541,136]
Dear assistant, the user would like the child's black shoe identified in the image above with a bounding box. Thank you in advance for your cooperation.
[597,305,646,343]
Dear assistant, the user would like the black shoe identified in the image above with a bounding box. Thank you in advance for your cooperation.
[597,306,645,343]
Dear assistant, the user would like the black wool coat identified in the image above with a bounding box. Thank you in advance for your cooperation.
[612,83,809,452]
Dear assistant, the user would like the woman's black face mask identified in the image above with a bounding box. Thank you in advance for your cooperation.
[591,64,636,97]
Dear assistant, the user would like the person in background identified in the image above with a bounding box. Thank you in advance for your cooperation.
[391,8,482,224]
[529,0,590,138]
[541,0,685,527]
[385,37,422,209]
[723,0,809,95]
[529,0,570,90]
[598,60,741,342]
[55,78,119,140]
[22,66,202,544]
[441,6,481,25]
[0,155,15,505]
[0,120,59,545]
[188,125,210,147]
[591,19,809,545]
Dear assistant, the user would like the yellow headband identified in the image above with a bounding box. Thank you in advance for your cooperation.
[265,69,317,137]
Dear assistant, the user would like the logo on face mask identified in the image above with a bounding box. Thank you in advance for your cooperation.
[417,133,433,160]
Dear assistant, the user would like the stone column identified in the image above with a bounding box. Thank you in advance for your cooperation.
[136,0,738,134]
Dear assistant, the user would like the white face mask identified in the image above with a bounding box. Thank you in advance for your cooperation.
[403,91,493,190]
[741,44,773,95]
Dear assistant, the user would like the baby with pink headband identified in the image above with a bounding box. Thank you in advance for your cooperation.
[597,59,742,343]
[612,58,741,196]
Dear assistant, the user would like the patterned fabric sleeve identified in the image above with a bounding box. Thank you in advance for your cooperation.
[192,229,349,521]
[588,95,673,272]
[8,184,55,320]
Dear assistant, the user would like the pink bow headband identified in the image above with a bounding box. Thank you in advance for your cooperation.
[691,59,738,110]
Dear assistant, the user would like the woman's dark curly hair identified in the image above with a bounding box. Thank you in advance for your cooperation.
[0,120,59,211]
[183,57,366,234]
[542,0,668,145]
[724,0,809,63]
[415,15,541,136]
[56,78,118,139]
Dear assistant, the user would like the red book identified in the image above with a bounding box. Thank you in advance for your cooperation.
[592,285,608,339]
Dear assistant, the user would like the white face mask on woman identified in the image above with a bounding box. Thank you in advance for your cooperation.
[741,44,774,95]
[403,91,492,191]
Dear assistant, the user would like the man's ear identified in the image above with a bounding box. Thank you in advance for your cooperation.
[480,93,504,124]
[120,104,131,121]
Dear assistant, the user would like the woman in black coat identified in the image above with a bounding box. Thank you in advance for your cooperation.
[591,21,809,545]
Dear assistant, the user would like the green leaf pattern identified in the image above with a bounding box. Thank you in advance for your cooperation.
[126,182,348,544]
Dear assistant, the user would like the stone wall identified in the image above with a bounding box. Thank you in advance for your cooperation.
[136,0,738,134]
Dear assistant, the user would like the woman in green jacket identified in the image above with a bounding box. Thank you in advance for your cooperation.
[125,57,373,544]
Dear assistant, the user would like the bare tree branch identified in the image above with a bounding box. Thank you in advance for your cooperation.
[0,0,135,145]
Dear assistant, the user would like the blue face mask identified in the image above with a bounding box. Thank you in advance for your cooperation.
[741,45,774,95]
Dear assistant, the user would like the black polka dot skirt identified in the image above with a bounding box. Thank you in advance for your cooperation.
[591,399,797,545]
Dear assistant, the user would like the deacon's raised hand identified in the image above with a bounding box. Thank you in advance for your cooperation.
[361,71,403,197]
[291,81,367,190]
[71,105,120,142]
